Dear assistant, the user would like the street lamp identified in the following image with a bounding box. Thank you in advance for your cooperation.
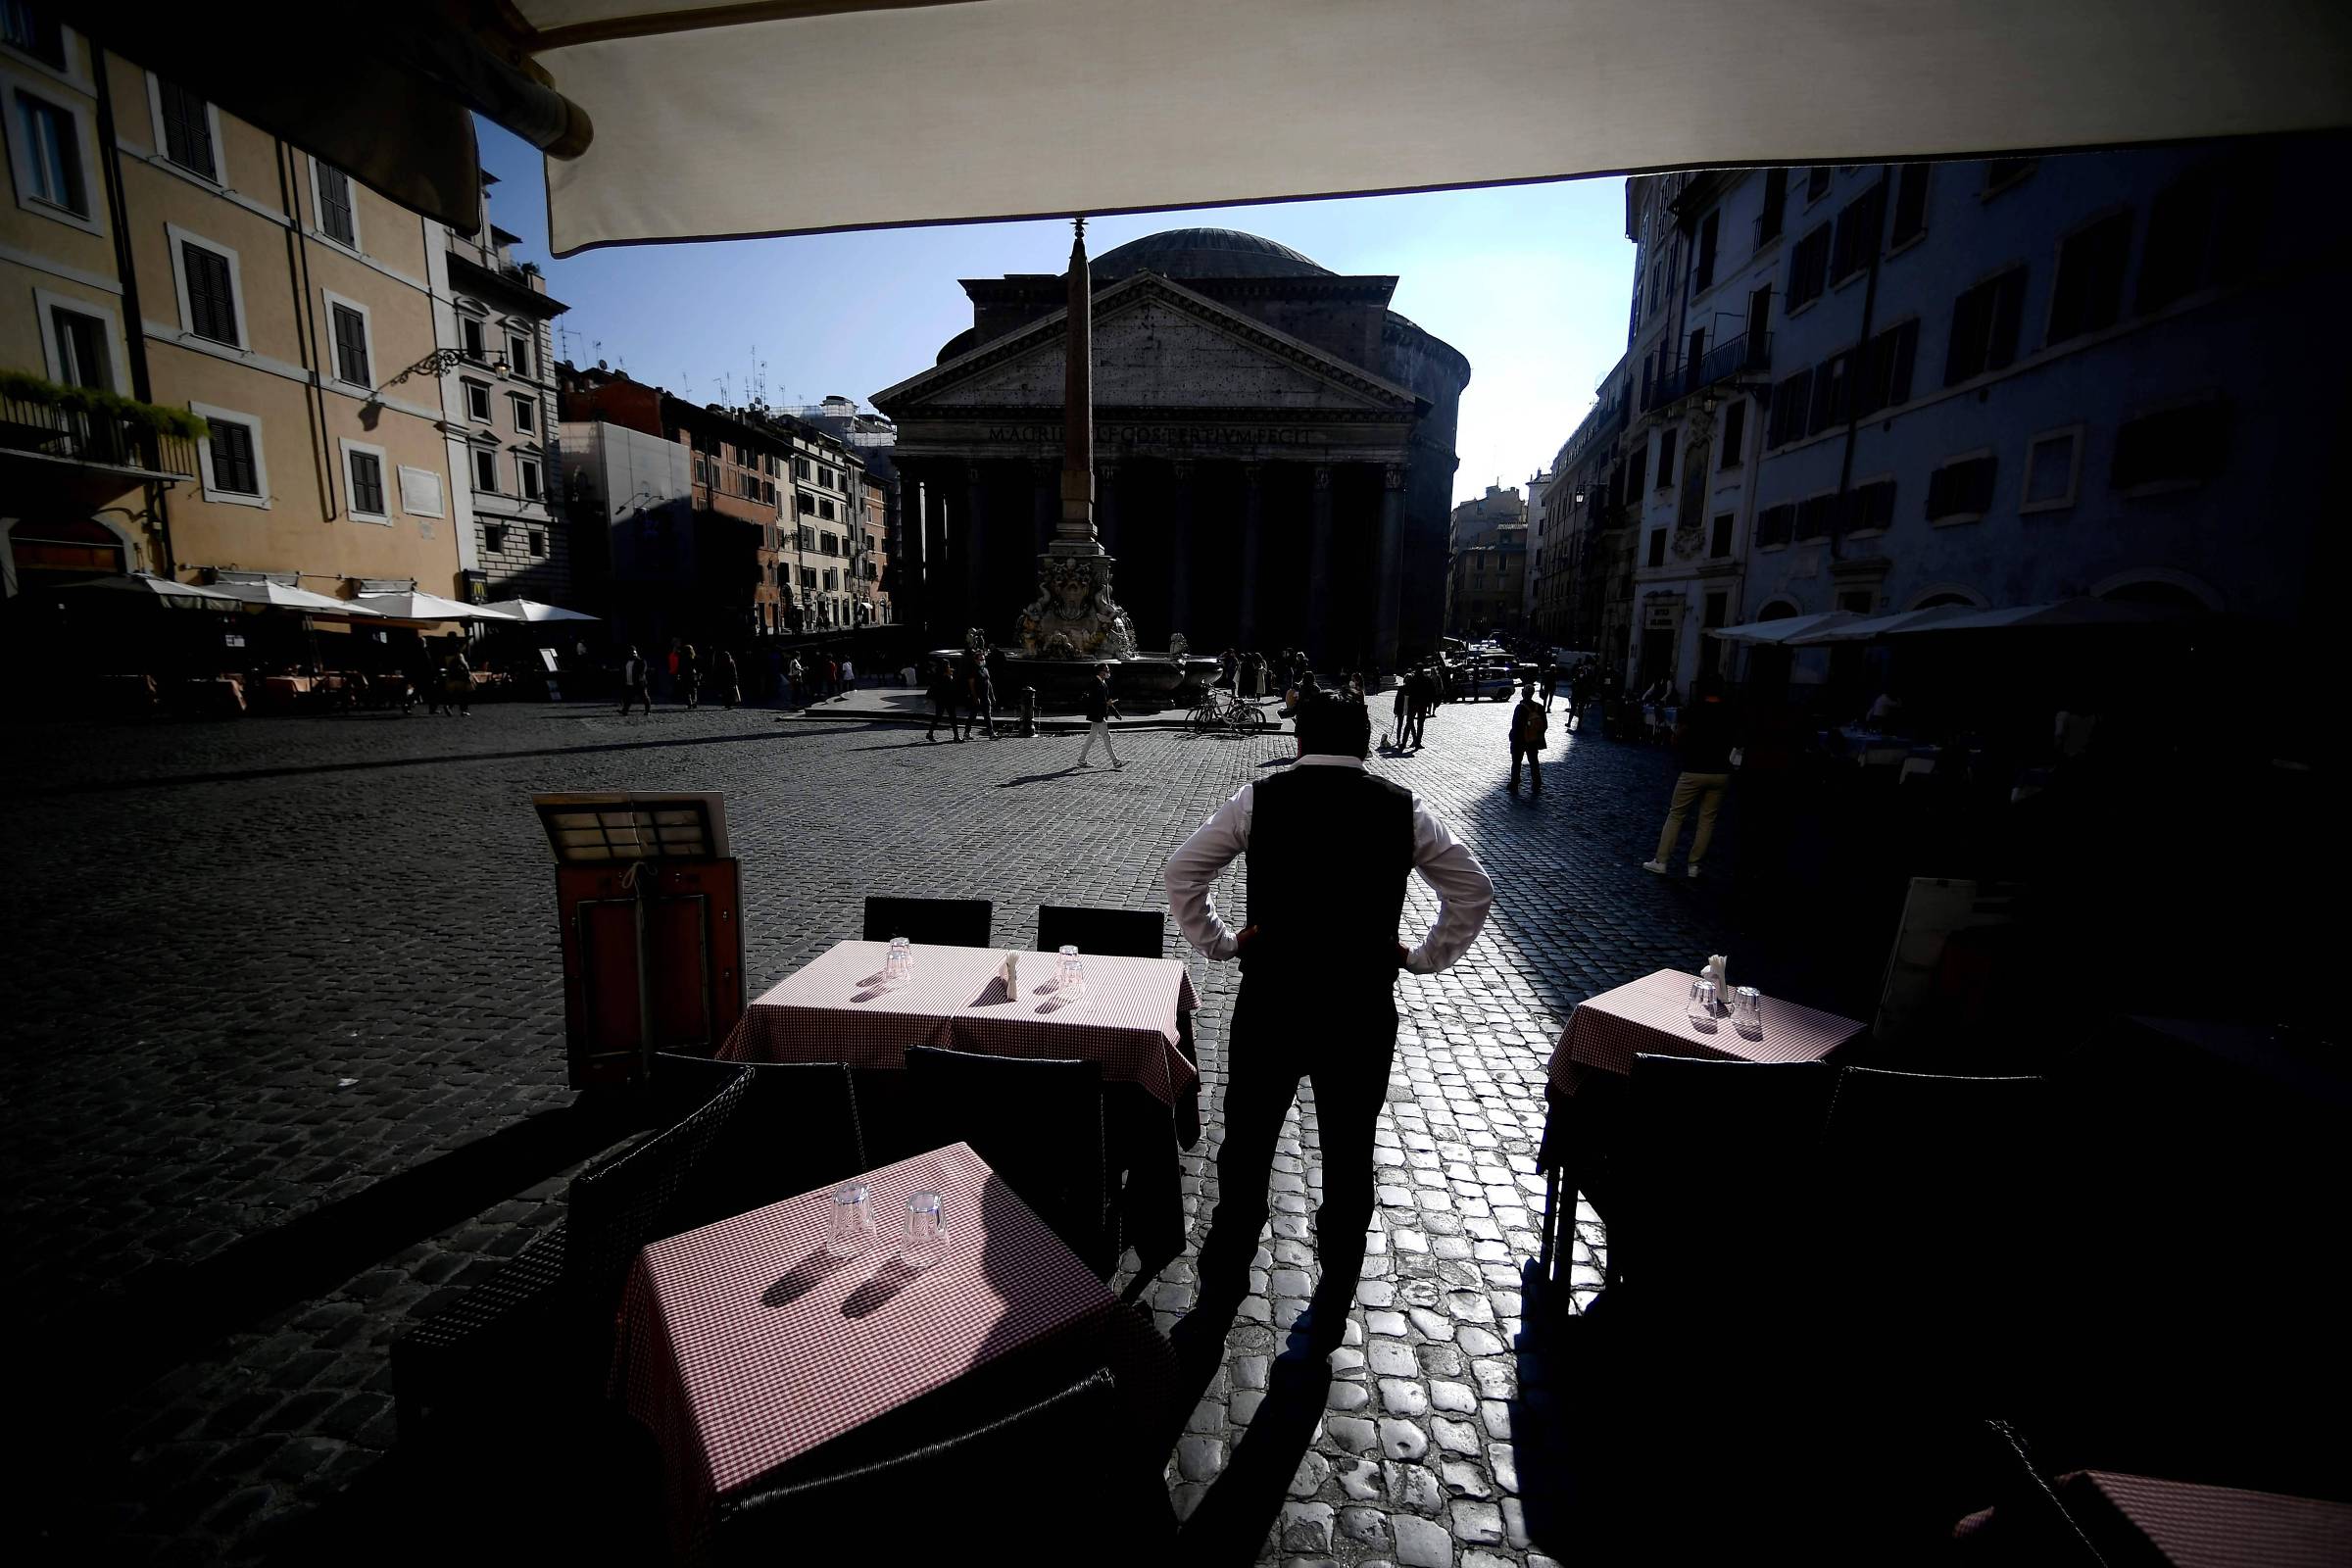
[385,346,511,390]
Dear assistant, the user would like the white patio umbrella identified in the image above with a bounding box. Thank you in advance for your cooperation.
[209,581,385,616]
[74,4,2352,243]
[1784,605,1978,644]
[56,572,242,606]
[1882,598,2185,634]
[352,590,518,622]
[482,598,601,623]
[1708,611,1861,645]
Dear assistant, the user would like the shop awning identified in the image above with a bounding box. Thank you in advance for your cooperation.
[74,3,2352,244]
[54,572,242,607]
[1881,598,2188,634]
[353,590,518,622]
[1709,611,1860,645]
[211,581,386,616]
[483,598,601,622]
[1783,605,1978,644]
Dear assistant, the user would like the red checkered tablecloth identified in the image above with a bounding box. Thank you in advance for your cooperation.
[718,940,1200,1106]
[612,1142,1115,1559]
[1545,968,1867,1099]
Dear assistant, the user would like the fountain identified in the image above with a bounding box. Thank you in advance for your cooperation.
[931,219,1220,710]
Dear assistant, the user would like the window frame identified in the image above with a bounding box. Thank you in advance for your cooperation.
[189,400,269,508]
[320,288,375,389]
[464,379,492,423]
[1787,222,1831,313]
[2045,206,2133,348]
[471,445,501,495]
[4,69,99,232]
[516,454,543,502]
[34,285,129,391]
[1925,448,1999,526]
[167,224,248,350]
[508,391,535,433]
[1843,473,1899,537]
[340,437,392,523]
[506,331,531,378]
[144,73,221,184]
[308,156,361,252]
[1887,163,1931,252]
[2020,424,2084,514]
[1716,396,1747,472]
[1981,157,2038,198]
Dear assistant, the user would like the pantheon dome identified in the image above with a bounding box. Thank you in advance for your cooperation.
[1091,227,1332,281]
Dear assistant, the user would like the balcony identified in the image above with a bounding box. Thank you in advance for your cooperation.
[0,380,204,493]
[1641,332,1773,414]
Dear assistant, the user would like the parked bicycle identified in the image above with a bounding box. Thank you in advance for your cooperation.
[1189,686,1268,736]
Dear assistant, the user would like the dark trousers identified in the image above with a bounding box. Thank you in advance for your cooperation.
[1201,982,1397,1305]
[969,696,995,737]
[928,697,959,738]
[1407,709,1428,748]
[620,681,652,715]
[1511,742,1542,791]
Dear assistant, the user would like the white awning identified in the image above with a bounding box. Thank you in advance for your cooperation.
[1880,598,2187,633]
[1784,605,1977,644]
[1709,611,1859,645]
[514,0,2352,253]
[353,591,518,622]
[209,581,386,616]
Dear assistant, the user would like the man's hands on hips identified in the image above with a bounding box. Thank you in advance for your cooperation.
[1232,927,1410,971]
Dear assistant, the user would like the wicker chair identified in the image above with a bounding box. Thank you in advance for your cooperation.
[1035,905,1165,959]
[651,1054,867,1234]
[906,1045,1113,1277]
[861,895,992,948]
[392,1065,755,1442]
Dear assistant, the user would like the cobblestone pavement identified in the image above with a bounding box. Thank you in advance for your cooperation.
[2,694,1746,1565]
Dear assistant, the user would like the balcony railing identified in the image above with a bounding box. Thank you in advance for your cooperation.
[1641,331,1774,414]
[0,391,202,481]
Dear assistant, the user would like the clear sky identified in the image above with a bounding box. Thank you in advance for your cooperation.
[477,121,1634,507]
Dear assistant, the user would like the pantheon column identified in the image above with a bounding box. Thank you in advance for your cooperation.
[1169,460,1195,639]
[1305,464,1334,662]
[1238,463,1264,648]
[1097,460,1121,559]
[962,460,987,632]
[1374,463,1407,672]
[1030,459,1057,557]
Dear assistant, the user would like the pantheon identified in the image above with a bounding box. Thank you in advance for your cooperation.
[872,228,1471,669]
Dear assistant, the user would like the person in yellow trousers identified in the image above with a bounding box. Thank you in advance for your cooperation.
[1643,671,1736,878]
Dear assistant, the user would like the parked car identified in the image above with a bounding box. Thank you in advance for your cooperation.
[1456,657,1517,701]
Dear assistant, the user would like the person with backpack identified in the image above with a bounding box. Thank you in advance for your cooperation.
[1509,679,1549,794]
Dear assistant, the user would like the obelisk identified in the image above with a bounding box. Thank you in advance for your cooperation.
[1054,217,1097,554]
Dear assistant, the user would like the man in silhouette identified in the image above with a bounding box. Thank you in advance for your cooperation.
[1165,688,1494,1349]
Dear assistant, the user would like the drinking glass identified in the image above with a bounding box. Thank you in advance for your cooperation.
[1062,958,1087,1003]
[1733,987,1763,1035]
[1055,943,1079,991]
[901,1191,947,1268]
[826,1183,878,1259]
[884,936,911,985]
[1688,979,1718,1031]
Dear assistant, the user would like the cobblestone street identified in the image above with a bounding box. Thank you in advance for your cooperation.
[4,694,1747,1565]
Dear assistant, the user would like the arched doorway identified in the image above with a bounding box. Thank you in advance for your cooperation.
[5,515,127,595]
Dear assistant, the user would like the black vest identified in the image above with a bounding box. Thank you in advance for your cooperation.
[1245,764,1416,983]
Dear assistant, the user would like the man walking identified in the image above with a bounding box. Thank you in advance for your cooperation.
[1509,679,1548,793]
[1165,688,1494,1349]
[619,645,655,716]
[926,660,963,742]
[1076,662,1121,768]
[966,654,998,739]
[1643,672,1737,877]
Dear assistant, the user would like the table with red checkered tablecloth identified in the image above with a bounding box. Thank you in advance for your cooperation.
[718,939,1199,1106]
[612,1142,1116,1559]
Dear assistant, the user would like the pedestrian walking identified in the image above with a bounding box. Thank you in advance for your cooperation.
[618,645,655,715]
[1643,672,1737,877]
[1406,663,1435,749]
[1388,676,1410,751]
[785,653,805,710]
[1164,686,1494,1349]
[1508,680,1548,793]
[841,656,857,691]
[926,660,963,742]
[824,653,840,701]
[447,649,472,715]
[965,654,998,739]
[680,644,702,709]
[713,647,741,709]
[1076,662,1122,768]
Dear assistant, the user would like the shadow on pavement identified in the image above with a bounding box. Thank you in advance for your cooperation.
[1175,1351,1332,1565]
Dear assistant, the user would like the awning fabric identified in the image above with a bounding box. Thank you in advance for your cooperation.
[1880,598,2186,634]
[1709,611,1859,645]
[514,0,2352,253]
[1785,605,1978,644]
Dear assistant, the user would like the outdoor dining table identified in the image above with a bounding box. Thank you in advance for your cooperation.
[717,939,1201,1262]
[611,1142,1117,1560]
[1534,967,1870,1299]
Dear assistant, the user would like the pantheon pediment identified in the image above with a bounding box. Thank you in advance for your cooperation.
[874,273,1424,420]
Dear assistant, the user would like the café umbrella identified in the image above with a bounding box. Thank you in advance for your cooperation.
[55,572,243,607]
[1782,605,1978,644]
[1707,611,1861,645]
[1880,598,2186,634]
[482,598,600,622]
[209,581,386,616]
[352,590,517,622]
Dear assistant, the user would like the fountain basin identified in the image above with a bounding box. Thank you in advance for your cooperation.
[933,650,1222,711]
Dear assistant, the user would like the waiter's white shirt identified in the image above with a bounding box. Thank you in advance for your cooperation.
[1164,755,1495,975]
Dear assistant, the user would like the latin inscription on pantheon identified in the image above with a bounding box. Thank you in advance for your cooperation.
[983,423,1330,449]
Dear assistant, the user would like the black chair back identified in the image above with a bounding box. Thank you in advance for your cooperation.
[714,1370,1133,1565]
[564,1066,752,1308]
[654,1054,867,1233]
[862,895,993,948]
[1619,1054,1838,1314]
[1036,905,1165,959]
[906,1045,1110,1274]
